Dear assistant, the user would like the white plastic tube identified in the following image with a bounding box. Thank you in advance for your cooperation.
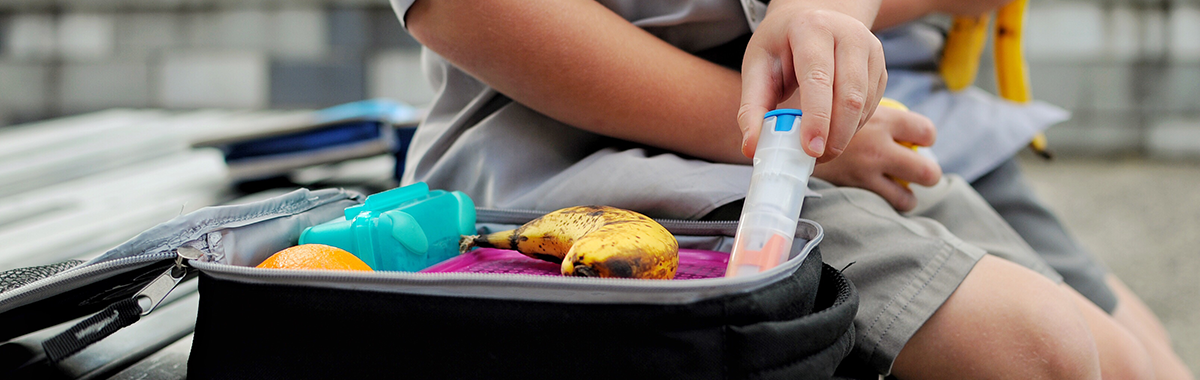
[726,109,816,278]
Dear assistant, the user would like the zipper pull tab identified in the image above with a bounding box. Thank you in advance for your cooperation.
[44,247,206,362]
[133,247,203,316]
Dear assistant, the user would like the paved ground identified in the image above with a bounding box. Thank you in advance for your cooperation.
[1019,155,1200,372]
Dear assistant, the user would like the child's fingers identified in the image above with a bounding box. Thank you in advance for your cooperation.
[866,174,919,212]
[885,142,943,187]
[888,111,937,148]
[738,45,785,159]
[828,35,873,162]
[858,45,888,131]
[792,28,836,161]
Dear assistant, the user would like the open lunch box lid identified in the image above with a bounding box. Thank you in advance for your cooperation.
[0,188,364,358]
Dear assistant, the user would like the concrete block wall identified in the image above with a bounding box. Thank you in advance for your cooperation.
[0,0,431,126]
[60,60,150,112]
[1,0,1199,158]
[160,50,269,109]
[970,0,1200,158]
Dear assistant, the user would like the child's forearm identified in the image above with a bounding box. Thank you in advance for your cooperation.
[407,0,750,165]
[874,0,940,31]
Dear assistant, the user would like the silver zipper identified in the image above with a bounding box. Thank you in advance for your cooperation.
[0,252,177,313]
[0,205,806,312]
[188,219,823,305]
[131,247,203,315]
[188,256,802,305]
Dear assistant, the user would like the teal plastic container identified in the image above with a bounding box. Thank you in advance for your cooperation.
[299,182,476,271]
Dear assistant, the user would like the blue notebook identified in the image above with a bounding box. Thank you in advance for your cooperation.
[217,99,421,181]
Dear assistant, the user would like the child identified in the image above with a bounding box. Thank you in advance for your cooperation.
[393,0,1169,377]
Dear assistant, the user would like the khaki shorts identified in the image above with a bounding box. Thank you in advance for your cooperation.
[706,175,1061,375]
[971,158,1117,313]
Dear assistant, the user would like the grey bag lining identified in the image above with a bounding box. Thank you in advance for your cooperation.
[87,188,362,266]
[191,209,824,305]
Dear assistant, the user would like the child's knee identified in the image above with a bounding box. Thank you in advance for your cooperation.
[895,255,1103,379]
[1099,340,1155,380]
[970,260,1105,379]
[1064,284,1156,380]
[1004,290,1103,380]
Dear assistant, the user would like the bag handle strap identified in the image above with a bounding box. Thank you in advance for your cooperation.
[42,298,142,362]
[42,252,194,362]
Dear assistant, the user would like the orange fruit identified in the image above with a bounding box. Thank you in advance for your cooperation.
[256,244,373,271]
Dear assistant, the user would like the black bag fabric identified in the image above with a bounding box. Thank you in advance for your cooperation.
[0,261,85,294]
[187,247,857,380]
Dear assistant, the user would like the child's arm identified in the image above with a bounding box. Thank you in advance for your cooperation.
[409,0,933,208]
[410,0,897,167]
[407,0,749,164]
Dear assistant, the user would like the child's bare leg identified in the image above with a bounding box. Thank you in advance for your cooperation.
[967,159,1192,379]
[1061,283,1156,380]
[1108,276,1170,344]
[1107,276,1195,380]
[892,255,1155,380]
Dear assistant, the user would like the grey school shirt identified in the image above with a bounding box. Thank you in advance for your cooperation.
[392,0,756,219]
[390,0,1069,217]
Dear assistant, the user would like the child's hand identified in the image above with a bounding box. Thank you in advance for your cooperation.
[739,1,887,164]
[811,106,941,211]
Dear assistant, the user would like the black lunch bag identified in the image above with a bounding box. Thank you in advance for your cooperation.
[0,188,858,379]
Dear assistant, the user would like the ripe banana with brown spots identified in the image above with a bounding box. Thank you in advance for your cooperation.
[993,0,1052,159]
[461,205,679,279]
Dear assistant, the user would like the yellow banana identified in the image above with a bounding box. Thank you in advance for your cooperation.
[462,205,679,279]
[940,0,1051,159]
[994,0,1031,103]
[940,14,991,91]
[993,0,1053,159]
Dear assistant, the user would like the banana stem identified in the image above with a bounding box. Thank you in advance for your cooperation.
[459,235,478,253]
